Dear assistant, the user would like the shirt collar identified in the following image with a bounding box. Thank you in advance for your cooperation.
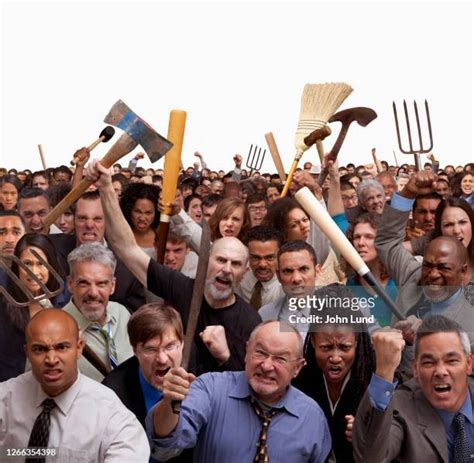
[69,298,115,329]
[436,390,474,431]
[34,371,83,416]
[431,288,462,313]
[228,371,300,417]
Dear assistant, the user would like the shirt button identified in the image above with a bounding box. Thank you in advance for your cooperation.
[385,391,390,396]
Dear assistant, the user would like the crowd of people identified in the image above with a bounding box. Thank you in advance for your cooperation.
[0,148,474,462]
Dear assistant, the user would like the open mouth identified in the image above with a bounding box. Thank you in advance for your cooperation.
[433,384,451,394]
[155,367,170,378]
[327,366,343,380]
[44,369,62,381]
[215,276,231,288]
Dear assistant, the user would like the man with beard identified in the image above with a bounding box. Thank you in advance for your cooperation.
[63,242,134,381]
[85,159,261,376]
[375,171,474,374]
[0,210,25,259]
[235,226,284,309]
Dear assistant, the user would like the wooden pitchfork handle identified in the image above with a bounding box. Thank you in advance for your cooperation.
[43,133,138,231]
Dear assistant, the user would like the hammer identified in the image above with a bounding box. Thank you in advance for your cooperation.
[70,126,115,166]
[43,100,172,231]
[304,125,332,164]
[318,107,377,185]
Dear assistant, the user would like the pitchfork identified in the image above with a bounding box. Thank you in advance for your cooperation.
[246,144,266,176]
[0,249,64,307]
[393,100,433,171]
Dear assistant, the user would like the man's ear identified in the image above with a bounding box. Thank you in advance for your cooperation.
[77,330,85,359]
[110,277,116,295]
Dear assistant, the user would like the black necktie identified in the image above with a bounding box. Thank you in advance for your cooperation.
[249,281,263,310]
[26,398,56,463]
[250,397,280,463]
[452,412,473,463]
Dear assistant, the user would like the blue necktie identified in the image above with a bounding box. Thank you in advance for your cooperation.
[452,412,473,463]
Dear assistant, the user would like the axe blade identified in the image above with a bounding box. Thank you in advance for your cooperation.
[104,100,173,163]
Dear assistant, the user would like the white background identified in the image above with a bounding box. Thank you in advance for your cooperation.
[1,0,472,173]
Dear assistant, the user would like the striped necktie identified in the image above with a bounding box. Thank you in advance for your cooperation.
[89,322,118,369]
[250,397,280,463]
[26,398,56,463]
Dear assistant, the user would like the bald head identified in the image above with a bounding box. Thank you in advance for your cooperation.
[26,309,80,342]
[426,236,467,264]
[248,321,303,358]
[211,237,249,265]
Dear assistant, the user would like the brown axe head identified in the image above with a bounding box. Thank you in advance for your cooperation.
[304,125,332,148]
[329,107,377,127]
[104,100,172,163]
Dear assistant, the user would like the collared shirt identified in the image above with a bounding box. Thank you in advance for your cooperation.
[236,272,284,307]
[259,295,312,336]
[63,299,133,381]
[146,371,331,463]
[138,368,163,413]
[437,391,474,462]
[0,371,149,462]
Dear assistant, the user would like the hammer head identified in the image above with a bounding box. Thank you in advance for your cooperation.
[304,125,332,148]
[104,100,173,163]
[100,126,115,143]
[329,107,377,127]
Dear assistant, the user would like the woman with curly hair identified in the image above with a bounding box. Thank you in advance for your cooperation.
[346,213,397,327]
[450,170,474,206]
[293,283,377,463]
[120,183,161,257]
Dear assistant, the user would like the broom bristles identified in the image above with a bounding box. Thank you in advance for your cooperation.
[295,82,353,156]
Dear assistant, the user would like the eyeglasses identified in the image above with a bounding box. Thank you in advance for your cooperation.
[341,194,358,202]
[251,348,300,367]
[248,206,267,213]
[139,342,181,357]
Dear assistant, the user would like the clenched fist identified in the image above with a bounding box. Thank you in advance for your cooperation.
[200,325,230,365]
[372,328,406,382]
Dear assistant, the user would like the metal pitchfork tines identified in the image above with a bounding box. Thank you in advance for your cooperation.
[0,249,64,307]
[393,99,433,171]
[246,144,266,176]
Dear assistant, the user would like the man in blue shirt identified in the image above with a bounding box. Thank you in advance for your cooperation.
[353,315,474,462]
[146,320,332,463]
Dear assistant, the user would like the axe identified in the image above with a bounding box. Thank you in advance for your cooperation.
[43,100,172,231]
[156,110,187,264]
[318,107,377,185]
[70,126,115,166]
[295,187,405,320]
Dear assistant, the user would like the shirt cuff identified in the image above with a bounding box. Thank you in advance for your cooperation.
[368,373,398,411]
[390,193,415,212]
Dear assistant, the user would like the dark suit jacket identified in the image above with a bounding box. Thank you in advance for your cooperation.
[353,378,474,462]
[102,356,147,426]
[49,233,145,312]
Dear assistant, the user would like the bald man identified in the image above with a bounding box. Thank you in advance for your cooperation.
[375,171,474,375]
[0,309,149,461]
[85,160,261,376]
[148,321,331,463]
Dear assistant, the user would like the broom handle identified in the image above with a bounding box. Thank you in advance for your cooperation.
[281,157,300,197]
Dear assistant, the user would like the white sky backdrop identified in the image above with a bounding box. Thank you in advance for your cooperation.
[1,0,472,173]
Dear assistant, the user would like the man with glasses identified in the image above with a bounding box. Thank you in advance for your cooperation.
[246,193,268,227]
[147,320,331,463]
[236,226,284,309]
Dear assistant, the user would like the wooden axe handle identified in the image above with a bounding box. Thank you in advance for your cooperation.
[38,144,47,169]
[315,140,325,164]
[43,133,138,230]
[264,132,286,183]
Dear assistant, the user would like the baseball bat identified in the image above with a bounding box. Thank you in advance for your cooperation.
[156,110,187,263]
[295,187,405,320]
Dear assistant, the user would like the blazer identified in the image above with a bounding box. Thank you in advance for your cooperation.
[49,233,146,313]
[102,356,147,427]
[352,378,474,462]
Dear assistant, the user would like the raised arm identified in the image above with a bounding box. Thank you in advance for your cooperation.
[85,159,150,286]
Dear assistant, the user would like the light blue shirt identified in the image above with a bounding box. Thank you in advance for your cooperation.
[146,371,331,463]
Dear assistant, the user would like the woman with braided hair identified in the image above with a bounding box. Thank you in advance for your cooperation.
[293,283,376,463]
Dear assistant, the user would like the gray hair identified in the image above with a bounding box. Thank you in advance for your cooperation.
[67,242,117,278]
[357,179,385,201]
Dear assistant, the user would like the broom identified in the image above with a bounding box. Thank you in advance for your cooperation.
[281,82,353,197]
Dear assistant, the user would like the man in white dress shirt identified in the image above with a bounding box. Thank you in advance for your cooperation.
[235,226,284,309]
[0,309,149,462]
